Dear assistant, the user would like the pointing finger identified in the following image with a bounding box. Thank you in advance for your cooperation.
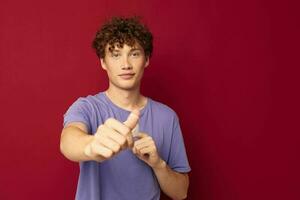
[134,132,148,139]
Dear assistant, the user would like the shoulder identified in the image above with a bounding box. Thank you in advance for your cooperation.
[148,98,179,122]
[66,91,108,113]
[72,92,106,106]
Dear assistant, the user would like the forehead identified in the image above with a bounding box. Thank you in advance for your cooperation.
[105,42,143,52]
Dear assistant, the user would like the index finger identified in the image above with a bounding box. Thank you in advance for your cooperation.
[105,118,131,136]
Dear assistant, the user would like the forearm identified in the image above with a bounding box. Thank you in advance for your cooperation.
[60,126,94,162]
[152,160,189,200]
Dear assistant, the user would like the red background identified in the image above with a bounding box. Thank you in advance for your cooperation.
[1,0,299,199]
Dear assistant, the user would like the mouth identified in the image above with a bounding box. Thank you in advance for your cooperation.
[119,73,135,80]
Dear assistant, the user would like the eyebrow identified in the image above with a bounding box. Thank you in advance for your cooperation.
[130,47,142,51]
[110,47,142,53]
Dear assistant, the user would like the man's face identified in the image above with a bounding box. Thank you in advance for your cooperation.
[100,42,149,91]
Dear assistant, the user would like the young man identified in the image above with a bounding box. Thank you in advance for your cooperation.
[60,16,191,200]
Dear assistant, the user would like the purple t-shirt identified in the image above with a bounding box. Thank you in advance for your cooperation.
[63,92,191,200]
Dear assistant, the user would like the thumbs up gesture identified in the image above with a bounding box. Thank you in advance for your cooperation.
[84,109,139,162]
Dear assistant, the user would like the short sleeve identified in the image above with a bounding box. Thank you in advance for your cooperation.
[63,97,92,133]
[167,116,191,173]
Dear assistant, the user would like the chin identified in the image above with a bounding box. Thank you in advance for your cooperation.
[120,85,137,91]
[114,83,138,91]
[110,79,140,91]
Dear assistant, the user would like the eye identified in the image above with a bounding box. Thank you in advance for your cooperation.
[111,52,121,58]
[131,51,141,57]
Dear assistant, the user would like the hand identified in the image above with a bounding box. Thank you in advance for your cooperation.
[84,109,139,162]
[132,133,165,169]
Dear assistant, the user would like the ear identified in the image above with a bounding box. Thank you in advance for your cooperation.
[100,58,107,70]
[144,57,150,68]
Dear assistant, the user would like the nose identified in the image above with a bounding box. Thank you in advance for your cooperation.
[121,56,132,70]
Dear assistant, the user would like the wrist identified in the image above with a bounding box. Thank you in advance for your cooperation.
[83,136,99,160]
[152,159,166,170]
[84,143,92,156]
[84,143,106,162]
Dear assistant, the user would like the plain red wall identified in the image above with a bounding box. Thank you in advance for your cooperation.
[1,0,299,199]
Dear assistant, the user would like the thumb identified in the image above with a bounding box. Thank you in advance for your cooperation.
[134,132,148,139]
[123,109,140,129]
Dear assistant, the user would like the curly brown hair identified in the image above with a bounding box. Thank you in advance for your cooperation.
[92,16,153,59]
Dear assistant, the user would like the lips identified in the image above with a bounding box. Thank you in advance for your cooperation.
[119,73,135,80]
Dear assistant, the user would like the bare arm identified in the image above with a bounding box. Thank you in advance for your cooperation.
[153,160,189,200]
[60,122,99,162]
[60,110,140,162]
[133,133,189,200]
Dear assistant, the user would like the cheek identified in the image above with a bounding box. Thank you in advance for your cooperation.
[136,67,145,79]
[104,67,116,77]
[135,60,147,70]
[106,61,120,72]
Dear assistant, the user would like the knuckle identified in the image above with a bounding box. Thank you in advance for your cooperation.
[103,150,113,158]
[123,126,131,136]
[107,150,114,157]
[119,137,126,146]
[97,124,105,132]
[102,154,109,158]
[98,124,105,130]
[135,145,140,150]
[96,125,105,136]
[95,133,103,140]
[114,144,121,152]
[105,118,114,124]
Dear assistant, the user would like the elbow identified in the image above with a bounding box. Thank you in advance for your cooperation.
[175,174,189,200]
[59,131,66,156]
[59,141,78,162]
[173,196,187,200]
[173,194,188,200]
[59,140,66,156]
[59,130,73,161]
[60,140,69,160]
[182,194,188,199]
[172,187,188,200]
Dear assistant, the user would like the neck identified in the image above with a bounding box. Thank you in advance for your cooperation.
[105,85,146,111]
